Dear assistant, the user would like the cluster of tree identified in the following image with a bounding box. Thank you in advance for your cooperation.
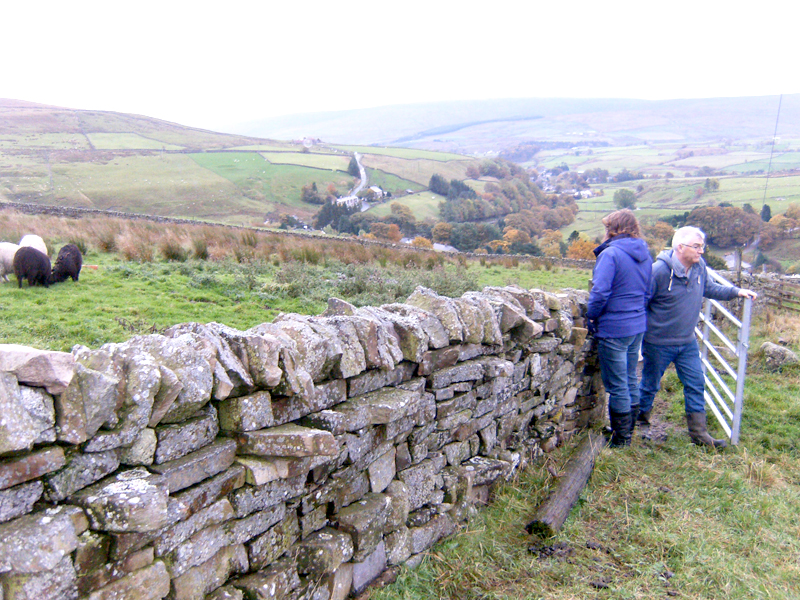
[429,174,478,201]
[311,157,579,257]
[311,198,361,232]
[499,143,541,163]
[613,188,637,209]
[612,168,644,183]
[685,205,777,248]
[347,157,360,178]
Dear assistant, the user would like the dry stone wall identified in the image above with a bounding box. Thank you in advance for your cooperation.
[0,284,603,600]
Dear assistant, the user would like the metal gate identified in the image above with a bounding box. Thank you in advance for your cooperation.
[696,269,753,445]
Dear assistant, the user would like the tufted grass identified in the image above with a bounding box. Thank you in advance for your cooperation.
[0,210,589,352]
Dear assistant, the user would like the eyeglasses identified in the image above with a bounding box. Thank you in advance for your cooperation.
[682,243,705,251]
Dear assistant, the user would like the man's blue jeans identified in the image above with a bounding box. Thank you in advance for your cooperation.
[597,333,644,414]
[639,339,706,415]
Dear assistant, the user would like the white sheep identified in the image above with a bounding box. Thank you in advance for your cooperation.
[19,234,48,257]
[0,242,20,282]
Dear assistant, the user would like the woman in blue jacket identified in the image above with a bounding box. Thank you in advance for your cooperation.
[587,210,652,447]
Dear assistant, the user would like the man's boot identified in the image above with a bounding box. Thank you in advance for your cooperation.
[685,412,727,448]
[636,409,652,439]
[608,411,632,448]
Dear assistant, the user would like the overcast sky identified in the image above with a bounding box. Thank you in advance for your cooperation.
[2,1,795,133]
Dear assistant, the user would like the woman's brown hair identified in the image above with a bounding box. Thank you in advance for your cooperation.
[602,209,642,241]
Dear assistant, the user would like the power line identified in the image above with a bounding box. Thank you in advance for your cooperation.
[761,94,783,209]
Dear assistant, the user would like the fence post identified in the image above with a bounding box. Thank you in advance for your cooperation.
[731,297,753,445]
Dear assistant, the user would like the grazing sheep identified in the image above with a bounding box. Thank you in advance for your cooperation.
[13,246,51,288]
[19,234,48,257]
[50,244,83,283]
[0,242,20,282]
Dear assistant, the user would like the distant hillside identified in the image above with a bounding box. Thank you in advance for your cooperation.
[0,100,472,225]
[232,95,800,154]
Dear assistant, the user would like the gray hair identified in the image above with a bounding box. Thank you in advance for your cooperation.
[672,226,705,248]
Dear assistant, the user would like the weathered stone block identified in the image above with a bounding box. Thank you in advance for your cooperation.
[237,424,338,458]
[153,499,235,558]
[405,287,465,343]
[229,475,306,519]
[43,448,121,502]
[350,540,386,596]
[0,447,65,491]
[0,480,43,524]
[77,547,154,596]
[0,373,40,455]
[54,362,119,446]
[225,502,287,546]
[0,344,75,394]
[237,455,334,486]
[295,527,354,576]
[346,362,416,398]
[154,404,219,464]
[170,544,248,600]
[232,557,299,600]
[149,439,237,493]
[71,468,169,533]
[367,447,396,493]
[335,493,390,561]
[408,514,456,554]
[397,460,436,511]
[0,506,79,574]
[217,391,273,432]
[428,360,485,390]
[0,555,78,600]
[119,427,157,466]
[247,510,300,571]
[18,385,56,444]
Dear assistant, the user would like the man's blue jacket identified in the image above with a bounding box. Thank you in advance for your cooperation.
[587,235,652,339]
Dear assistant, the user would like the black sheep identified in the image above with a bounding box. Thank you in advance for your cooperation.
[13,246,51,288]
[51,244,83,283]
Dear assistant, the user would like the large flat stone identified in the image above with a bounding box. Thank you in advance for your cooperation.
[149,439,237,493]
[0,344,76,394]
[237,424,338,458]
[82,560,169,600]
[0,447,65,490]
[154,404,219,464]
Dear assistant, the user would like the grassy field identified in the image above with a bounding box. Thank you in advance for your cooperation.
[87,133,185,151]
[361,154,473,187]
[368,191,446,221]
[260,151,351,171]
[0,211,590,351]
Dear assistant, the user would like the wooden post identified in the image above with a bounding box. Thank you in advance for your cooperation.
[525,431,607,538]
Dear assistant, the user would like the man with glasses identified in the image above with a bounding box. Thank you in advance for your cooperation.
[638,226,757,447]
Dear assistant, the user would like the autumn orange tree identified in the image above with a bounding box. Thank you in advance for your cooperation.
[369,222,402,243]
[539,229,563,258]
[566,237,596,260]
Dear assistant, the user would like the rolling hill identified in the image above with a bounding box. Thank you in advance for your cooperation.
[0,99,473,226]
[231,95,800,155]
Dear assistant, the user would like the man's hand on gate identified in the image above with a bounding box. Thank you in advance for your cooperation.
[738,288,758,299]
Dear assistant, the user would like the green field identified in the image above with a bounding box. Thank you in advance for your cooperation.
[190,152,353,218]
[368,191,445,221]
[363,168,424,196]
[260,151,350,171]
[361,154,472,187]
